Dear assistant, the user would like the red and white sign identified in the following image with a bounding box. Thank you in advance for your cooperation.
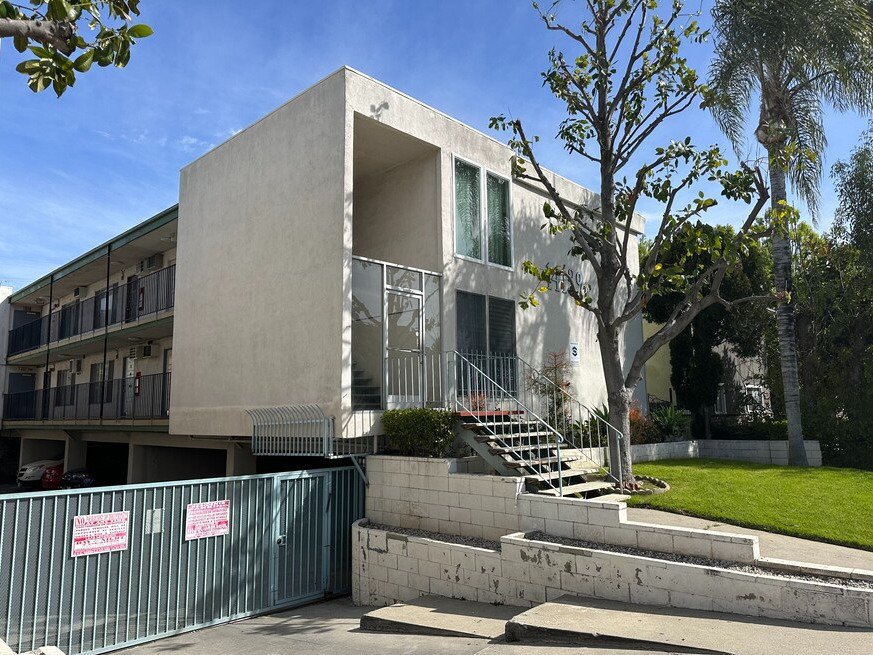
[71,511,130,557]
[185,500,230,541]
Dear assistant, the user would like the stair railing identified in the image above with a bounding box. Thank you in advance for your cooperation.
[447,351,567,495]
[467,352,624,489]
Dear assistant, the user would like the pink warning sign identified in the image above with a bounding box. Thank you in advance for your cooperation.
[185,500,230,541]
[71,511,130,557]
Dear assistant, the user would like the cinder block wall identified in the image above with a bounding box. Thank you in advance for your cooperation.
[366,456,525,541]
[366,455,759,563]
[697,440,822,466]
[353,521,873,628]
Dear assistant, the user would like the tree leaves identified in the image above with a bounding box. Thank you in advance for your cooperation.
[1,1,153,96]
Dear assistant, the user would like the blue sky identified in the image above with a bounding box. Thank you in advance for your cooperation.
[0,1,868,290]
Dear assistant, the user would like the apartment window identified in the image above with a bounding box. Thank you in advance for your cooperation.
[457,291,517,394]
[487,174,511,267]
[454,158,513,266]
[454,159,482,259]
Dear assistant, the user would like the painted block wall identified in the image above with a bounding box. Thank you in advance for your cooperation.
[353,521,873,628]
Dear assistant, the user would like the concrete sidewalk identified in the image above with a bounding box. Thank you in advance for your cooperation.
[117,598,672,655]
[627,507,873,571]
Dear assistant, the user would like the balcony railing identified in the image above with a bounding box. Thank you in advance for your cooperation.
[2,372,171,422]
[7,265,175,357]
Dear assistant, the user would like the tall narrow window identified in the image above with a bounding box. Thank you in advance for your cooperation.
[487,297,516,355]
[456,291,486,353]
[487,173,511,266]
[454,159,482,259]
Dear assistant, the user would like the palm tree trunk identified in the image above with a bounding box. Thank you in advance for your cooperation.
[768,155,809,467]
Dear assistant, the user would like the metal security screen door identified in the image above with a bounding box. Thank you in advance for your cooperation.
[0,468,363,655]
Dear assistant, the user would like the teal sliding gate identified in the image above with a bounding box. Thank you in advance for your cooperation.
[0,467,364,655]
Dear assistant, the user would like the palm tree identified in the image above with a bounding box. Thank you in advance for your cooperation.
[709,0,873,466]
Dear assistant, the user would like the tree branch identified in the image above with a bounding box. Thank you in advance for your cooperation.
[0,18,75,54]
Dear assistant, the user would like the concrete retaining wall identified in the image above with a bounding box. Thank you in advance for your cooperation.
[366,456,524,542]
[367,456,759,562]
[577,440,821,466]
[353,520,873,628]
[697,440,822,467]
[631,441,698,462]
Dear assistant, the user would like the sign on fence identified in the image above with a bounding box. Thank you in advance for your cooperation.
[185,499,230,540]
[71,511,130,557]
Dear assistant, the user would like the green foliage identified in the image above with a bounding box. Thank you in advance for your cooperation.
[776,133,873,470]
[650,406,690,441]
[629,459,873,551]
[381,409,459,458]
[710,0,873,214]
[1,1,152,96]
[629,406,660,445]
[645,224,773,423]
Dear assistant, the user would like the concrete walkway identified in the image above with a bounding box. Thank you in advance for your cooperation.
[117,598,682,655]
[627,507,873,571]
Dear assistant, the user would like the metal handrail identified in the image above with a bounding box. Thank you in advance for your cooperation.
[449,351,567,495]
[457,352,623,489]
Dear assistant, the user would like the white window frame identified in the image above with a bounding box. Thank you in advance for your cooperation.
[452,155,514,269]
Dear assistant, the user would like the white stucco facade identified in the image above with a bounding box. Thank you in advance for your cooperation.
[171,67,647,439]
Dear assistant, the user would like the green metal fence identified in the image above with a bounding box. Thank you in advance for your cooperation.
[0,467,364,655]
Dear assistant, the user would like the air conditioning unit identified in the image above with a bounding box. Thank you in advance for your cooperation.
[137,254,164,273]
[134,344,158,359]
[73,287,84,297]
[69,359,83,374]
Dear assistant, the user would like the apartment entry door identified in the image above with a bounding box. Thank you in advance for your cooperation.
[384,291,422,408]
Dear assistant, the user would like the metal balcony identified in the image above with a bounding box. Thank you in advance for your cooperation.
[7,265,175,357]
[2,372,171,423]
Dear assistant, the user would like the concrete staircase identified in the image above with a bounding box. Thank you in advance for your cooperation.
[456,410,620,499]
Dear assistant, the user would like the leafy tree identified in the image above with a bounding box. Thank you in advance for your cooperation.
[792,132,873,469]
[492,0,770,484]
[646,225,772,435]
[709,0,873,465]
[0,0,152,96]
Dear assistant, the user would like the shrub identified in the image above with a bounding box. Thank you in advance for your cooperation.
[381,408,459,457]
[629,405,661,445]
[650,406,690,441]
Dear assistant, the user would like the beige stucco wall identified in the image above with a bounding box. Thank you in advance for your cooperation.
[643,321,673,404]
[168,67,646,438]
[171,70,348,437]
[344,69,645,422]
[352,147,441,271]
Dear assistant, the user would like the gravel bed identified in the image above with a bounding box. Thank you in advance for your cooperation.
[367,523,501,551]
[364,522,872,590]
[526,531,873,590]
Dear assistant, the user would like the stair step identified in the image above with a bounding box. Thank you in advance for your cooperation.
[462,423,547,435]
[504,454,587,469]
[526,469,598,482]
[539,482,613,500]
[538,480,614,496]
[473,432,557,443]
[488,444,559,456]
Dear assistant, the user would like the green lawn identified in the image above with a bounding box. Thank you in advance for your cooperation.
[628,459,873,551]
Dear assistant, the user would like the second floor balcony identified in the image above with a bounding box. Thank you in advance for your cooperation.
[2,372,171,424]
[7,265,175,358]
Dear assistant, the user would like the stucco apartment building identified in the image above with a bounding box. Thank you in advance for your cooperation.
[0,68,646,484]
